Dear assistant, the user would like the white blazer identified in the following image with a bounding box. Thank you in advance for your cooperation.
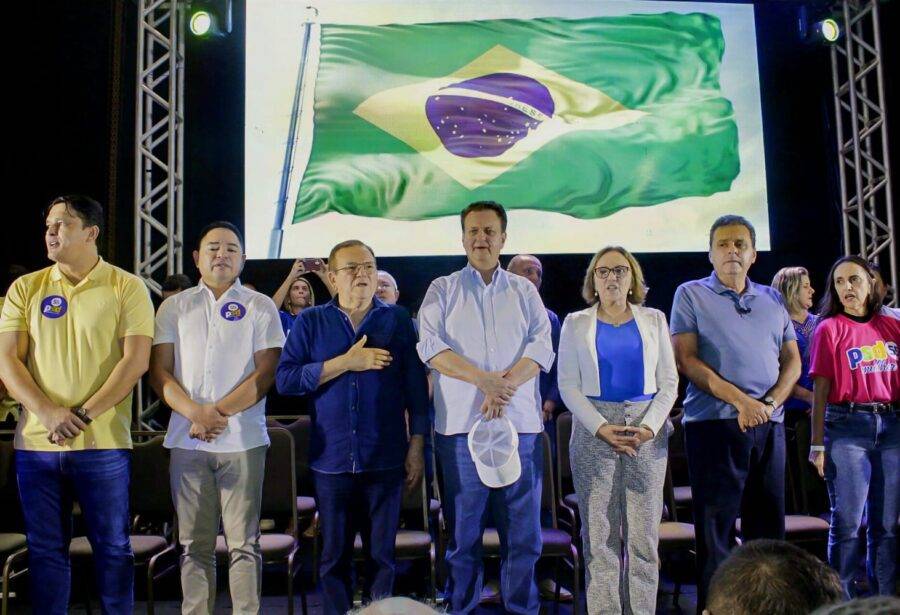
[558,303,678,437]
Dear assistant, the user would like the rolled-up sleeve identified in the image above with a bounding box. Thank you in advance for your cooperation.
[276,311,323,396]
[521,284,554,372]
[416,280,452,364]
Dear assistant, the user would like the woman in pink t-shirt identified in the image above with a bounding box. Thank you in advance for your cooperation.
[808,255,900,598]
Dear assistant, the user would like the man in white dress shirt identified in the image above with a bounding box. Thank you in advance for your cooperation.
[417,201,554,614]
[149,221,284,615]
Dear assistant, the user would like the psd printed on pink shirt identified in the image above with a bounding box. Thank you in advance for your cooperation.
[846,340,899,374]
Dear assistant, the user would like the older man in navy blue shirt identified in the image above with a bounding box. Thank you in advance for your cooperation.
[276,239,429,615]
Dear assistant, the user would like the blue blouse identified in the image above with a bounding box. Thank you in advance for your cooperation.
[784,313,818,411]
[591,319,647,403]
[279,310,297,335]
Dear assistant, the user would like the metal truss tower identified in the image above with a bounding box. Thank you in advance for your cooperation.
[134,0,185,296]
[832,0,896,306]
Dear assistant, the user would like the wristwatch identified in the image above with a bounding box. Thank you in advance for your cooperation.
[71,406,93,425]
[763,396,777,412]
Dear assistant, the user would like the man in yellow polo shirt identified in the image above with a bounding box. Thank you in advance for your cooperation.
[0,195,154,615]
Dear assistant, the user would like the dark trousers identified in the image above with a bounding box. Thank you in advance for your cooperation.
[15,449,134,615]
[313,467,404,615]
[685,419,785,608]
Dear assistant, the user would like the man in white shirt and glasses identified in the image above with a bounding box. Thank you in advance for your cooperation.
[417,201,554,614]
[149,221,284,614]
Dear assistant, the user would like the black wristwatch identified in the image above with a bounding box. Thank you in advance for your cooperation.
[763,396,777,412]
[71,407,92,425]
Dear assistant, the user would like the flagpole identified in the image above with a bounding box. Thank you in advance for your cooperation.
[268,6,318,259]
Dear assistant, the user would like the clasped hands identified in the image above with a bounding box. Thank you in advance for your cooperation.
[734,396,773,432]
[188,402,229,442]
[594,423,654,457]
[44,406,89,446]
[475,371,519,420]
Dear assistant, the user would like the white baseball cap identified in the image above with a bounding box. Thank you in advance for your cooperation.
[467,416,521,488]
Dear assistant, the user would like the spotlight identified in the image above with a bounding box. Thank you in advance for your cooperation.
[189,1,232,38]
[799,6,841,44]
[816,18,841,43]
[189,11,213,36]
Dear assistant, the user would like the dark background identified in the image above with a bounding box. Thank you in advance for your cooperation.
[4,0,897,318]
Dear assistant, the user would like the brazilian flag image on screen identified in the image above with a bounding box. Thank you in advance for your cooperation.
[291,12,740,223]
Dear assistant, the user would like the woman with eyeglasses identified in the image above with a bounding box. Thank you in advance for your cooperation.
[808,255,900,598]
[558,246,678,614]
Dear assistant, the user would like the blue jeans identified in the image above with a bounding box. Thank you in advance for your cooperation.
[15,449,134,614]
[314,467,404,615]
[824,406,900,598]
[684,419,785,609]
[435,433,542,615]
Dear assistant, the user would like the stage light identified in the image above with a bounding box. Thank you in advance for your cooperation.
[799,6,841,44]
[189,1,232,38]
[190,11,213,36]
[816,18,841,43]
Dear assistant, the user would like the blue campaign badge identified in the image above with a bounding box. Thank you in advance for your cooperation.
[40,295,68,319]
[220,301,247,322]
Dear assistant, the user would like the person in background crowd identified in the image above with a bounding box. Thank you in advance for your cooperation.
[558,246,677,614]
[273,258,334,334]
[161,273,193,300]
[280,277,316,334]
[703,539,843,615]
[276,240,428,615]
[417,201,554,614]
[670,214,801,609]
[808,255,900,598]
[771,266,826,513]
[507,255,564,436]
[506,253,569,603]
[0,195,154,615]
[150,220,284,614]
[868,261,900,318]
[376,270,400,306]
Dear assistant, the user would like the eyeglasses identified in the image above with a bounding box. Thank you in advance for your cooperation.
[593,265,631,279]
[334,262,376,275]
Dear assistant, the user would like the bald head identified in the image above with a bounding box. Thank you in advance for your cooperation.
[376,270,400,305]
[508,254,543,290]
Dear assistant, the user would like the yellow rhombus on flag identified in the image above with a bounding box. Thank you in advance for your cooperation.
[353,45,646,190]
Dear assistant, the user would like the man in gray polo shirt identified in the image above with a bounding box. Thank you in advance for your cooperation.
[670,215,801,609]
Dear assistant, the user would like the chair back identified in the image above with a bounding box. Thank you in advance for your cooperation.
[400,474,430,533]
[539,432,557,529]
[261,426,298,536]
[282,416,313,495]
[555,412,573,500]
[130,435,175,521]
[667,409,690,486]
